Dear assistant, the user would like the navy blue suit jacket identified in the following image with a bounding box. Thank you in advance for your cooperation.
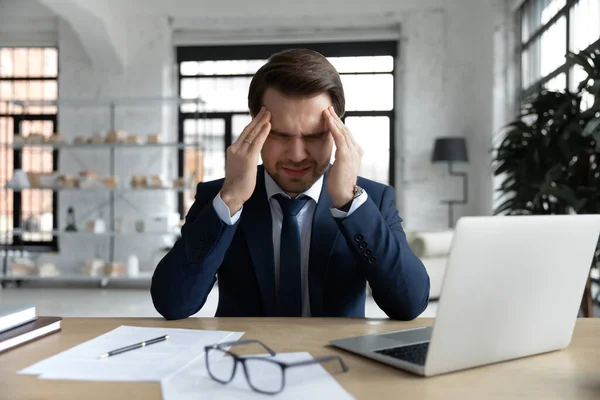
[151,166,430,320]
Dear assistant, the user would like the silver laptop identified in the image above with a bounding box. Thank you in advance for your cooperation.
[330,215,600,377]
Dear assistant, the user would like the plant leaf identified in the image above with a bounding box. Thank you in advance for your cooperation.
[582,117,600,137]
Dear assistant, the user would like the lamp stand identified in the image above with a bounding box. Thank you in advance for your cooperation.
[441,162,468,229]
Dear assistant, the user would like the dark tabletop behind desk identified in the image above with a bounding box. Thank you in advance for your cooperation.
[1,318,599,400]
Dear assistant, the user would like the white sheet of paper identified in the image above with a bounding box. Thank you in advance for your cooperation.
[19,325,244,382]
[161,351,355,400]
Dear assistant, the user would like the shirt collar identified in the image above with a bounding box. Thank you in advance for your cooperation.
[264,168,322,203]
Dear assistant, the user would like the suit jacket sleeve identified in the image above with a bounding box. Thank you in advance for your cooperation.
[335,186,430,320]
[150,183,239,320]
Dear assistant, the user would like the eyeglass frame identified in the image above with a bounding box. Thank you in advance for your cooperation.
[204,339,349,395]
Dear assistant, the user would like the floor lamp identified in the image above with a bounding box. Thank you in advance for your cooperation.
[431,137,469,229]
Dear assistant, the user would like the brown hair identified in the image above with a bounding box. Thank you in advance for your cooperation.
[248,48,345,117]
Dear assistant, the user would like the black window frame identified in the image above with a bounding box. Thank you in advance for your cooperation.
[176,41,398,217]
[517,0,600,101]
[0,47,60,252]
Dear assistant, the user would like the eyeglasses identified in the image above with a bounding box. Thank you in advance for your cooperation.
[204,339,349,395]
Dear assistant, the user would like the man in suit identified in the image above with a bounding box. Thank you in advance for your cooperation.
[151,49,430,320]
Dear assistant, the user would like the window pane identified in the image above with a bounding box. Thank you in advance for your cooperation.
[196,60,267,76]
[0,48,13,77]
[570,0,600,53]
[13,49,28,78]
[543,73,566,91]
[540,16,566,77]
[183,118,226,213]
[180,61,199,76]
[231,114,263,165]
[43,48,58,77]
[341,74,393,111]
[522,0,567,42]
[28,48,43,77]
[344,116,390,184]
[181,77,251,112]
[569,64,587,92]
[232,114,251,143]
[328,56,394,73]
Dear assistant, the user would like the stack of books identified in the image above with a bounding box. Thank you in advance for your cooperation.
[0,305,61,354]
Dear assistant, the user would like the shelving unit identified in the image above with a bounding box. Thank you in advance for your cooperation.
[0,96,206,286]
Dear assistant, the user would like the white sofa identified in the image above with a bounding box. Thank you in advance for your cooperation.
[404,230,453,300]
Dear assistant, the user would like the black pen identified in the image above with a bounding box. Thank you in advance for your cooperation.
[99,334,169,359]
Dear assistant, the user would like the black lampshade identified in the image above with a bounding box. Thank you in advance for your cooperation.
[431,137,468,163]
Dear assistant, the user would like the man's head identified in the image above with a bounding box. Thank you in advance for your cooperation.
[248,49,345,197]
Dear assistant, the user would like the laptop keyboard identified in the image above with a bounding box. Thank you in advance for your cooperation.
[374,342,430,365]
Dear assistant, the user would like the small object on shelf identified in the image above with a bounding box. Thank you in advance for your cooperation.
[26,133,46,144]
[126,134,141,144]
[38,172,58,188]
[48,134,66,144]
[148,175,163,188]
[65,207,77,231]
[106,130,127,143]
[10,258,35,277]
[147,134,161,143]
[102,176,119,189]
[86,214,106,234]
[88,134,105,144]
[5,169,30,189]
[37,263,59,277]
[105,262,125,277]
[127,255,140,277]
[74,136,86,144]
[172,178,185,188]
[24,215,39,232]
[56,175,78,188]
[25,172,41,188]
[12,135,25,146]
[131,175,147,188]
[83,259,105,277]
[187,172,198,190]
[79,170,98,189]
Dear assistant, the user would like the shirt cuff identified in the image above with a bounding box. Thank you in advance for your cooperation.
[213,191,243,225]
[330,191,369,219]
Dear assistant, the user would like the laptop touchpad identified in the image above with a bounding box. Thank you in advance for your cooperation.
[379,327,432,345]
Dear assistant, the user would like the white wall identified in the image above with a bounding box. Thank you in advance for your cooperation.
[1,0,508,275]
[0,0,58,47]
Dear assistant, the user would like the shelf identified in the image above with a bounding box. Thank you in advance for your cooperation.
[4,142,205,149]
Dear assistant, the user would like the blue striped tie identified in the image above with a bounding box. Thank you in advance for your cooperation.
[274,194,308,317]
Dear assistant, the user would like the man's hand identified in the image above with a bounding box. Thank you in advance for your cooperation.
[221,107,271,215]
[324,106,363,209]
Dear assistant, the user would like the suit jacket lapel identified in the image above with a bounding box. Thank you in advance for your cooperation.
[308,170,340,317]
[241,166,277,316]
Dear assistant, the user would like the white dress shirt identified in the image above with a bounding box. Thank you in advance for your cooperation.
[212,170,368,316]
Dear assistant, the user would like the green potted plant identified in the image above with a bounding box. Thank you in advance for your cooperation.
[492,47,600,316]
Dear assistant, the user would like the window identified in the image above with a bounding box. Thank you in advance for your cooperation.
[518,0,600,102]
[177,42,397,216]
[0,47,58,250]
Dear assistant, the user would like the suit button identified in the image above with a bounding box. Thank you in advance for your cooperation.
[364,249,372,257]
[359,241,368,249]
[368,256,377,264]
[355,234,364,242]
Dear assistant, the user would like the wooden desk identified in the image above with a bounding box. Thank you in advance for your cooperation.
[1,318,599,399]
